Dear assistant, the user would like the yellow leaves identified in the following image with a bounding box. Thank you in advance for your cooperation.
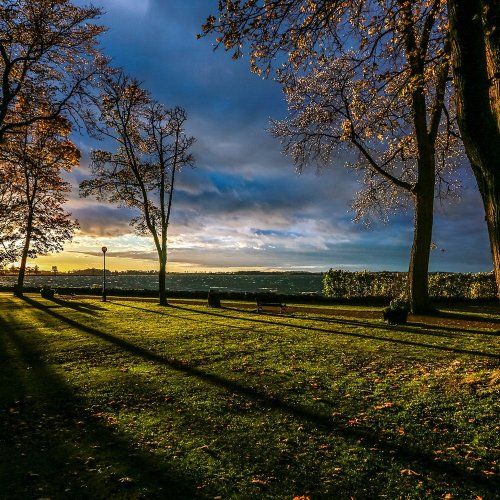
[250,478,268,486]
[340,118,352,141]
[400,469,420,476]
[487,369,500,386]
[373,402,394,410]
[118,476,134,484]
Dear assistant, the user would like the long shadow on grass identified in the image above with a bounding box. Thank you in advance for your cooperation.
[20,296,498,494]
[0,311,205,499]
[112,300,499,351]
[116,301,499,360]
[50,296,106,315]
[434,309,500,326]
[300,314,500,338]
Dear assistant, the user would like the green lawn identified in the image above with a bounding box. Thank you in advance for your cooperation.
[0,296,498,499]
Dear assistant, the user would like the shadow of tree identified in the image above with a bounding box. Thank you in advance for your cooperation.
[125,301,499,360]
[434,309,500,325]
[14,296,498,495]
[50,296,106,315]
[0,310,205,499]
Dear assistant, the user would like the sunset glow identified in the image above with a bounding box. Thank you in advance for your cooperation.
[17,0,493,275]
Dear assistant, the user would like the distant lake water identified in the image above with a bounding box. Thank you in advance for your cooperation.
[0,273,325,295]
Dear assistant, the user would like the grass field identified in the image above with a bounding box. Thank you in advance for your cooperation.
[0,295,498,499]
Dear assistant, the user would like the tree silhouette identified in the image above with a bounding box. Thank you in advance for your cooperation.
[80,73,195,306]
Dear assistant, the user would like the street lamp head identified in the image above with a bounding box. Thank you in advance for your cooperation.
[102,246,107,253]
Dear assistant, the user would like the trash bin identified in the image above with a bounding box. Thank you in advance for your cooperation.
[207,288,221,308]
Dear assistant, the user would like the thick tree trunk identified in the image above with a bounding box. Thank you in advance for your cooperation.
[448,0,500,296]
[407,175,435,314]
[158,259,168,306]
[475,167,500,294]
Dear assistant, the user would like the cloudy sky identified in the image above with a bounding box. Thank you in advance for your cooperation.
[33,0,492,273]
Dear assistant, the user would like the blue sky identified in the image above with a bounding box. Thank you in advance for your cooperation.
[33,0,493,273]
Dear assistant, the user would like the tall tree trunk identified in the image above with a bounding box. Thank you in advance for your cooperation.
[407,161,435,314]
[158,257,168,306]
[16,212,34,297]
[448,0,500,295]
[475,166,500,294]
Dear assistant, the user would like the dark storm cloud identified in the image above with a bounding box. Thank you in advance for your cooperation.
[72,205,136,237]
[71,249,158,261]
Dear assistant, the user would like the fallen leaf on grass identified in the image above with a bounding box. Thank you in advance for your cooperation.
[250,478,267,486]
[118,476,134,484]
[373,402,394,410]
[401,469,420,476]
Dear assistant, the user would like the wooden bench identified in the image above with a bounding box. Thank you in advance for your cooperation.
[256,296,287,314]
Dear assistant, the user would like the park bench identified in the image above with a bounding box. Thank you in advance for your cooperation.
[256,294,287,314]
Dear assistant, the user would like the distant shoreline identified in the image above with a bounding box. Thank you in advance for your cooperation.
[0,270,325,277]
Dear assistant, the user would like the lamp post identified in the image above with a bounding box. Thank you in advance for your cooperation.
[101,246,107,302]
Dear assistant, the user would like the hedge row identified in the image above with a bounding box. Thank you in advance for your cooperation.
[323,269,498,300]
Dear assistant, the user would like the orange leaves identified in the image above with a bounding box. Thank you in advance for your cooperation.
[347,417,363,426]
[250,478,268,486]
[400,469,420,476]
[373,402,395,410]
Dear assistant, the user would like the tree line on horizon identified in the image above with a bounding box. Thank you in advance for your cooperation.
[0,0,499,311]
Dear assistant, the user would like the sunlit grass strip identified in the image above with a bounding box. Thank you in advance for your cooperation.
[0,296,498,498]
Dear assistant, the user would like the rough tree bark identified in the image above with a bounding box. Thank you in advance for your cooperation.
[407,156,435,313]
[447,0,500,296]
